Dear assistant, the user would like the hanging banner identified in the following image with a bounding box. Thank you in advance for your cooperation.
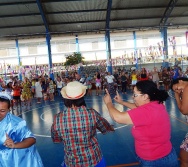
[186,31,188,47]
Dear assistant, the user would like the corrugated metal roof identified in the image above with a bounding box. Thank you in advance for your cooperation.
[0,16,42,27]
[51,22,105,33]
[44,0,107,11]
[0,0,187,39]
[48,11,106,22]
[0,4,39,15]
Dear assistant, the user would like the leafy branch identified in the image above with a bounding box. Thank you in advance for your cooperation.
[64,52,85,66]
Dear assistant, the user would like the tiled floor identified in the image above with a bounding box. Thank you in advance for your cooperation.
[18,89,186,167]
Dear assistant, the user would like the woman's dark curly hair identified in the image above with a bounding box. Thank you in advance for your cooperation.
[136,80,169,104]
[63,97,86,108]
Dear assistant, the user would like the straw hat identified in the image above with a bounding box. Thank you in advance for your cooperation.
[61,81,87,99]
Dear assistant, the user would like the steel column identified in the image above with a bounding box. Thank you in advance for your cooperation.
[105,0,112,74]
[133,31,138,70]
[15,39,22,80]
[75,35,80,53]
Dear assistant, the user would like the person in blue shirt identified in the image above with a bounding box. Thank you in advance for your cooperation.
[0,85,3,92]
[0,92,44,167]
[172,66,180,80]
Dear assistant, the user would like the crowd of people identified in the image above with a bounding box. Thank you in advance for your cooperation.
[0,64,188,167]
[0,65,187,112]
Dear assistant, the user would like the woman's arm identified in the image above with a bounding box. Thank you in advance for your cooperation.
[51,116,63,143]
[103,90,133,125]
[94,109,115,134]
[119,101,137,109]
[105,102,133,124]
[4,134,36,149]
[114,91,137,109]
[175,85,188,115]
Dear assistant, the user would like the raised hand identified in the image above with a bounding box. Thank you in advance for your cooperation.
[103,89,112,105]
[114,91,123,104]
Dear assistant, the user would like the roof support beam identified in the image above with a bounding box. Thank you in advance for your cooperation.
[51,24,188,32]
[1,24,188,38]
[0,1,35,6]
[36,0,52,69]
[159,0,178,57]
[36,0,50,35]
[0,7,162,18]
[0,24,44,29]
[45,5,187,13]
[1,5,188,18]
[160,0,179,26]
[1,14,188,29]
[42,0,91,2]
[0,13,40,18]
[105,0,112,32]
[0,0,88,6]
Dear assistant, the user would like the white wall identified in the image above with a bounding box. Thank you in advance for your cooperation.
[0,28,187,66]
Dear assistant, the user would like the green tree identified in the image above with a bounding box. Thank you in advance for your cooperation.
[64,52,84,66]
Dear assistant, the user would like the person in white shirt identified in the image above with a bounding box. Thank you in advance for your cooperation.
[151,67,160,88]
[56,77,63,96]
[105,72,116,95]
[35,79,43,103]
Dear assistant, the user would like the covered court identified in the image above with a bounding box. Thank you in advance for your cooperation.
[0,0,188,166]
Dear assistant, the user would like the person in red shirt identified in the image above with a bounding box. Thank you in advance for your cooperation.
[104,80,178,167]
[139,67,148,81]
[12,81,21,110]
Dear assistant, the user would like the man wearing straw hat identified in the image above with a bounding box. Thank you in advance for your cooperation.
[51,81,114,167]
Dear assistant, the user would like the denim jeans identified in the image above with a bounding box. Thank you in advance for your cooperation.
[137,148,179,167]
[57,88,62,96]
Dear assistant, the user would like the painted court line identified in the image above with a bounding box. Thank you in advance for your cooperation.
[34,124,128,138]
[170,114,188,126]
[107,162,139,167]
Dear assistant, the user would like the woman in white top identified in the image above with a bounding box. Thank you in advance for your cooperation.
[151,67,160,88]
[105,72,116,95]
[56,77,63,96]
[35,78,43,103]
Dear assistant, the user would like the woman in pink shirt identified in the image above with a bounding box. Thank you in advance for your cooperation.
[95,72,102,96]
[103,80,178,167]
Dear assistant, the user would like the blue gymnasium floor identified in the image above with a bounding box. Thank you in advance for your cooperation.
[16,89,186,167]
